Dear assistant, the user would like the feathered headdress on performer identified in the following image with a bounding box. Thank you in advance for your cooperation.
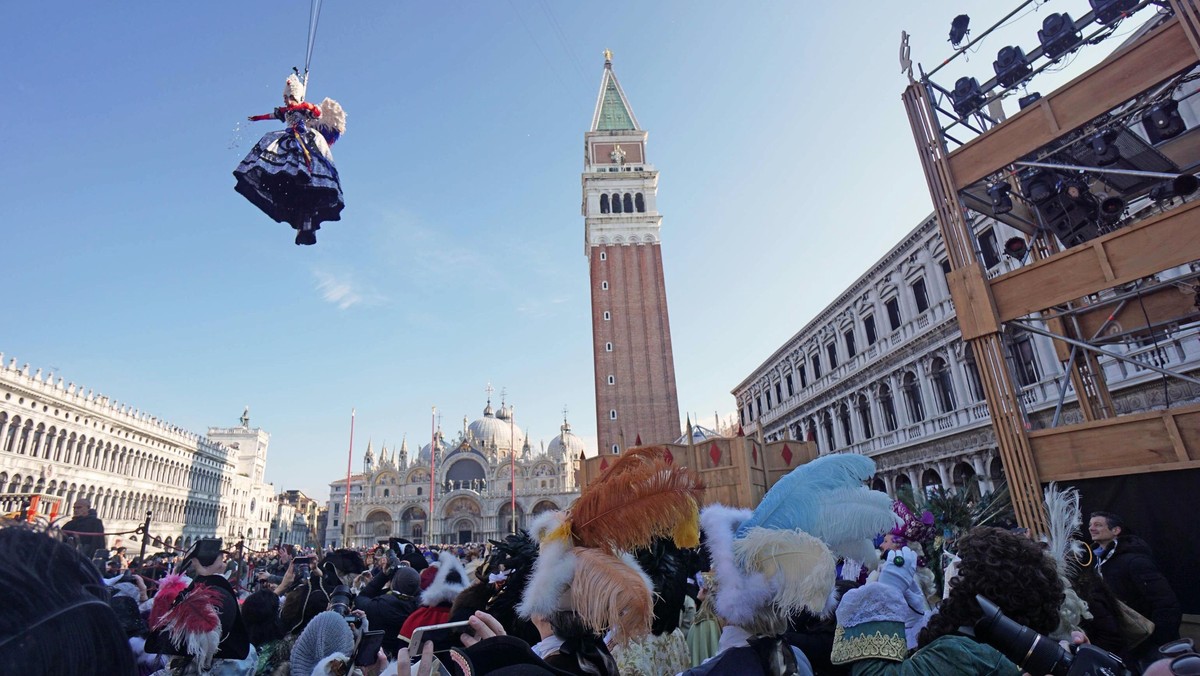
[634,537,699,636]
[888,500,937,546]
[421,550,469,607]
[147,574,223,670]
[283,73,306,103]
[517,446,703,645]
[704,453,899,627]
[1043,482,1093,639]
[482,530,540,622]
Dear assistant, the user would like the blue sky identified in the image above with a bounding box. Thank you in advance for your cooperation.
[1,2,1129,499]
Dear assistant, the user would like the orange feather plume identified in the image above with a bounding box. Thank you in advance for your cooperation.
[570,452,703,552]
[569,547,653,645]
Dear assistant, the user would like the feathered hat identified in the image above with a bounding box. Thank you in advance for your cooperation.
[888,500,937,546]
[421,550,469,607]
[702,453,900,627]
[147,574,222,670]
[517,446,703,645]
[283,73,306,103]
[1042,482,1093,640]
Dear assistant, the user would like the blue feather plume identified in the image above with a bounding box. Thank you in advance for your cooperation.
[736,454,899,553]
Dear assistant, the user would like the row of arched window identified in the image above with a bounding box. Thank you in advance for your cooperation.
[0,471,228,528]
[0,411,231,497]
[775,354,985,451]
[599,192,646,214]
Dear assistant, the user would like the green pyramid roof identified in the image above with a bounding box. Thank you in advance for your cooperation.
[591,62,641,132]
[596,75,635,130]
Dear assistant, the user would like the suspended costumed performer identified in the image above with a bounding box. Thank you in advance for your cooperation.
[233,72,345,245]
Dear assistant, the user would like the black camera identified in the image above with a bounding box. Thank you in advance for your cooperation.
[176,538,223,574]
[974,595,1129,675]
[330,584,361,627]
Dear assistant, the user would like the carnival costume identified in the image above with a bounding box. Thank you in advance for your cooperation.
[233,74,345,245]
[686,453,900,676]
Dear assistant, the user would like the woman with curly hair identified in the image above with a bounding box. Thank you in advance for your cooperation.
[831,527,1065,674]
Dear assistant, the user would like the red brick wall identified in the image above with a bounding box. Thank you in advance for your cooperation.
[590,243,681,453]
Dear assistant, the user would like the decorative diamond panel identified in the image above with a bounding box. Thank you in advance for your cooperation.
[709,442,722,467]
[782,444,794,466]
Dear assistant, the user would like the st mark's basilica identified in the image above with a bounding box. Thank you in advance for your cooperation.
[325,398,584,546]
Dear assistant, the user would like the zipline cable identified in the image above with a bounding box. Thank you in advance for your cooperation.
[304,0,324,88]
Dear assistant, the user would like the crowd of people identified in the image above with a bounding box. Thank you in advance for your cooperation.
[2,448,1195,676]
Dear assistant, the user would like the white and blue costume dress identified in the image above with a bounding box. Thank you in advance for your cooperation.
[233,102,343,244]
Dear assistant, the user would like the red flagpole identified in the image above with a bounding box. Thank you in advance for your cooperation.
[343,408,355,548]
[510,405,516,534]
[429,406,436,545]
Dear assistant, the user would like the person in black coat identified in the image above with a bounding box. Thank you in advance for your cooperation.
[61,498,106,560]
[1089,512,1182,658]
[355,565,421,658]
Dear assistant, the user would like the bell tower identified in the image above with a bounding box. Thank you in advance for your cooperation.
[582,51,681,454]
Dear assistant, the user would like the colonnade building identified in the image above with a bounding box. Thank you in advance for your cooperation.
[733,215,1200,497]
[0,353,278,554]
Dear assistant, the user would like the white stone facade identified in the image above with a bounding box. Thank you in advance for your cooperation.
[0,354,277,554]
[733,214,1200,496]
[325,403,582,547]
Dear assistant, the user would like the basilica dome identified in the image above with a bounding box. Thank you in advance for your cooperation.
[546,419,585,460]
[419,431,449,463]
[468,401,526,452]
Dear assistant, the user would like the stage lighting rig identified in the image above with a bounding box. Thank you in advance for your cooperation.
[1087,129,1121,166]
[1058,176,1093,204]
[1143,99,1186,144]
[1089,0,1138,26]
[1019,167,1060,205]
[1004,237,1029,260]
[1038,13,1083,60]
[1098,195,1126,226]
[994,46,1033,89]
[988,182,1014,215]
[951,76,987,118]
[1149,174,1199,202]
[949,14,970,47]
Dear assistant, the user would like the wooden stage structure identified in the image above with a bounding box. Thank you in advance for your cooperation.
[578,433,817,510]
[902,1,1200,531]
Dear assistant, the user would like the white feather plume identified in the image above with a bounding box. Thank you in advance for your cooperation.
[315,97,347,142]
[517,510,577,620]
[699,504,773,626]
[734,527,837,618]
[1043,483,1086,578]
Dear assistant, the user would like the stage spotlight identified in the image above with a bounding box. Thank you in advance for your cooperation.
[1039,13,1082,59]
[951,77,987,118]
[1019,167,1059,205]
[1090,0,1138,26]
[994,46,1033,88]
[1143,99,1186,144]
[1058,176,1093,205]
[950,14,971,47]
[1098,195,1126,225]
[988,182,1013,215]
[1087,129,1121,166]
[1019,92,1042,109]
[1149,174,1199,201]
[1004,237,1029,260]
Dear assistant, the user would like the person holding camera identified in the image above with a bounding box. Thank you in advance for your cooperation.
[356,563,422,658]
